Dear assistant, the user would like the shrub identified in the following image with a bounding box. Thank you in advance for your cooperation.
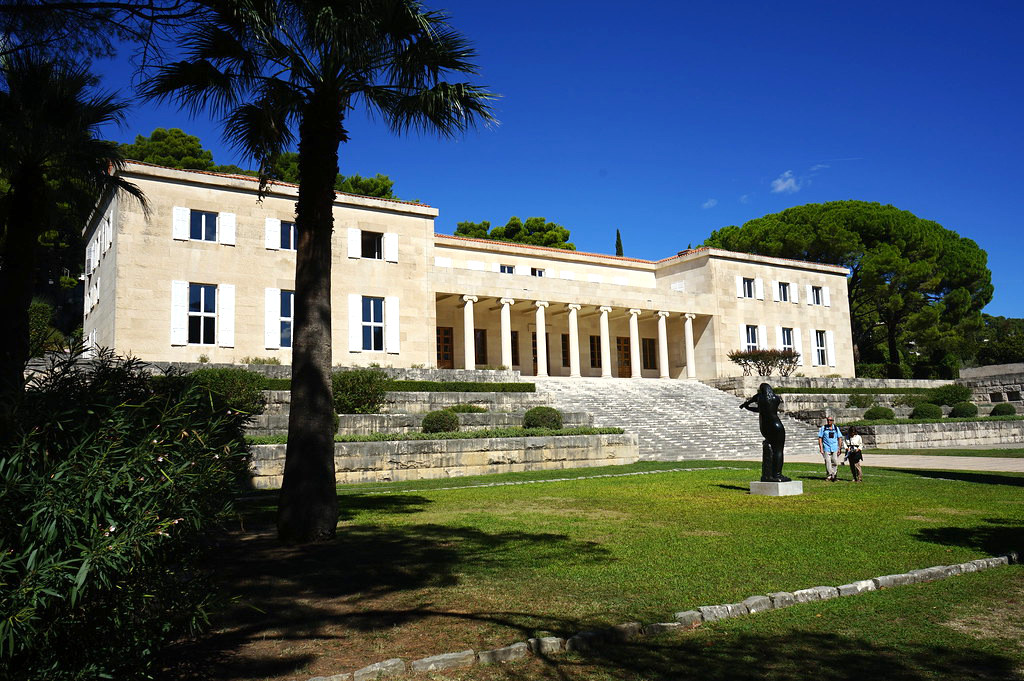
[332,368,392,414]
[422,409,460,433]
[854,363,886,379]
[0,346,251,680]
[524,406,563,429]
[239,355,282,365]
[910,402,944,419]
[948,401,979,418]
[991,403,1017,416]
[726,349,801,377]
[845,394,875,409]
[188,367,267,415]
[389,380,534,392]
[924,384,971,406]
[863,406,895,420]
[445,404,488,413]
[892,393,928,408]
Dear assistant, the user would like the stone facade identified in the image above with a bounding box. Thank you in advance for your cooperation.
[82,162,856,379]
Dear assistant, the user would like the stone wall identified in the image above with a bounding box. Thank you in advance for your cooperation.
[856,420,1024,449]
[960,363,1024,379]
[705,376,950,397]
[956,371,1024,406]
[249,410,593,437]
[249,433,639,488]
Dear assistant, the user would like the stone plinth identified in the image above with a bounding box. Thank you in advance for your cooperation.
[749,480,803,496]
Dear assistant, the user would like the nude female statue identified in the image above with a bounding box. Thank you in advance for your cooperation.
[739,383,791,483]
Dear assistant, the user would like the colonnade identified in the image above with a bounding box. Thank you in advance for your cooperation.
[459,295,698,379]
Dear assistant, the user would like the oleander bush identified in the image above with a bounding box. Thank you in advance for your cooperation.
[524,406,563,429]
[0,346,251,681]
[445,404,488,413]
[726,348,801,377]
[846,394,876,409]
[389,380,534,392]
[991,403,1017,416]
[910,402,944,419]
[863,406,895,420]
[892,393,928,408]
[924,384,972,406]
[187,367,268,415]
[332,368,391,414]
[948,401,979,418]
[422,409,460,433]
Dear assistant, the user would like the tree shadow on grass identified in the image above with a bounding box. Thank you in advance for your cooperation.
[915,517,1024,557]
[881,468,1024,487]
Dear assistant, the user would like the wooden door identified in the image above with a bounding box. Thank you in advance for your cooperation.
[616,336,631,377]
[436,326,454,369]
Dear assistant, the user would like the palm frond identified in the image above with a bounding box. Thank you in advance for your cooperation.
[386,81,497,137]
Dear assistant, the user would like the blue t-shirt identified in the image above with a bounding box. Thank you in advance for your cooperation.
[818,424,843,453]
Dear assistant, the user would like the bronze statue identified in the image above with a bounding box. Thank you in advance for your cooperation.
[739,383,791,483]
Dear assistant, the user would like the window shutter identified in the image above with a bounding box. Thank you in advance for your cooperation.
[806,284,813,305]
[348,293,362,351]
[735,275,743,298]
[823,286,832,307]
[172,206,190,240]
[811,330,820,366]
[771,280,779,302]
[491,262,501,272]
[513,265,526,276]
[170,280,188,345]
[264,288,280,349]
[265,218,280,250]
[385,296,400,353]
[791,283,799,304]
[794,328,803,365]
[775,326,783,349]
[383,232,398,262]
[102,217,112,252]
[218,213,236,245]
[754,278,765,300]
[826,330,837,367]
[347,228,361,258]
[218,284,235,347]
[739,324,747,349]
[758,324,767,349]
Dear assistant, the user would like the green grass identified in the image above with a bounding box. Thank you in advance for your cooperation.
[871,447,1024,458]
[246,426,624,445]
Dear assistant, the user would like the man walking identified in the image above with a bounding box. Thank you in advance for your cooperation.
[818,416,845,482]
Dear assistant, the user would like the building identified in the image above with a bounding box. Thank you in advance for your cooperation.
[82,162,854,379]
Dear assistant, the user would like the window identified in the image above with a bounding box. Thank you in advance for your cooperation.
[781,327,794,351]
[511,330,520,366]
[190,210,218,242]
[641,337,658,371]
[500,264,515,274]
[280,291,294,348]
[280,221,297,250]
[589,335,602,368]
[742,277,755,298]
[474,329,488,366]
[362,296,384,351]
[188,284,217,344]
[531,267,545,277]
[812,286,823,306]
[561,333,570,367]
[778,282,790,302]
[361,231,383,259]
[815,330,828,366]
[745,325,758,351]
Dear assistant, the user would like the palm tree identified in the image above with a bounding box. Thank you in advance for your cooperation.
[0,53,144,410]
[145,0,495,543]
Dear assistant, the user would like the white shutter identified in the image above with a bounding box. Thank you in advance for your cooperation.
[794,328,803,365]
[491,262,501,272]
[810,330,820,366]
[383,232,398,262]
[735,275,744,298]
[758,324,767,350]
[348,293,362,351]
[754,278,765,300]
[218,213,236,246]
[771,280,779,302]
[791,283,799,304]
[513,265,526,276]
[102,217,112,252]
[806,284,813,305]
[739,324,747,349]
[170,280,189,345]
[385,296,400,353]
[347,228,361,258]
[265,218,280,250]
[775,326,784,349]
[264,288,281,349]
[94,276,100,307]
[823,286,832,307]
[218,284,235,347]
[826,330,837,367]
[172,206,190,240]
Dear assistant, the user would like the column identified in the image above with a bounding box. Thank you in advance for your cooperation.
[499,298,515,370]
[657,311,670,379]
[567,304,581,378]
[684,313,696,379]
[599,306,612,378]
[628,309,642,378]
[462,295,477,369]
[534,301,549,377]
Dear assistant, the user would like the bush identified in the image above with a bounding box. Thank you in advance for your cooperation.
[854,363,886,379]
[0,346,251,680]
[924,384,971,406]
[727,348,801,377]
[845,394,875,409]
[422,409,460,433]
[524,406,563,429]
[389,380,534,392]
[445,404,488,413]
[991,403,1017,416]
[948,401,979,418]
[910,402,944,419]
[188,367,267,415]
[863,406,895,420]
[892,393,927,408]
[332,368,391,414]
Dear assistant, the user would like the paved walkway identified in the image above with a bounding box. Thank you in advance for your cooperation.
[736,451,1024,473]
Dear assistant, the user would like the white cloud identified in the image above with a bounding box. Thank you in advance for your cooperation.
[810,163,830,172]
[770,170,801,194]
[739,194,750,204]
[702,198,718,209]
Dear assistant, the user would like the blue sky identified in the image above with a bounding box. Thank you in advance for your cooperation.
[95,0,1023,318]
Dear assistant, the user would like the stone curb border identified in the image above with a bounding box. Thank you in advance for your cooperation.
[306,551,1020,681]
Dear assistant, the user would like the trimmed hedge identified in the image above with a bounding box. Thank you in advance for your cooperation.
[844,415,1024,427]
[524,406,563,429]
[388,380,535,392]
[445,404,488,413]
[948,401,979,418]
[991,403,1017,416]
[924,384,971,406]
[774,387,929,395]
[332,368,391,414]
[247,426,625,445]
[910,402,944,419]
[863,406,895,420]
[422,409,460,433]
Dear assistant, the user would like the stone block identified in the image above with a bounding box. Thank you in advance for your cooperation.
[768,592,795,609]
[958,562,979,573]
[697,605,731,622]
[353,658,406,681]
[741,595,773,614]
[749,480,804,497]
[566,631,603,653]
[609,622,644,641]
[409,650,476,673]
[873,573,912,589]
[527,637,565,655]
[308,674,351,681]
[792,586,835,603]
[478,642,528,665]
[837,580,876,597]
[673,610,703,627]
[644,622,682,636]
[725,602,751,617]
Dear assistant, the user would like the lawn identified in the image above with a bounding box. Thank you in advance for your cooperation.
[872,447,1024,458]
[169,460,1024,680]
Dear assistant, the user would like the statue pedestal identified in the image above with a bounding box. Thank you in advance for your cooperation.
[750,480,803,497]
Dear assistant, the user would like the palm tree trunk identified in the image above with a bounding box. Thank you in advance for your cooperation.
[277,97,344,543]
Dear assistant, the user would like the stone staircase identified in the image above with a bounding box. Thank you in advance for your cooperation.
[534,377,821,461]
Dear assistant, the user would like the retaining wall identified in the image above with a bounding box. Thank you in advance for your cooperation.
[705,376,950,397]
[856,420,1024,449]
[249,433,639,488]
